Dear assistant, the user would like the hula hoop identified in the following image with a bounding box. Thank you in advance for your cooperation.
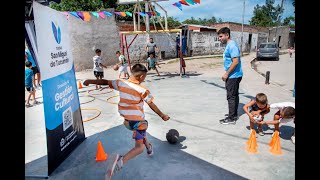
[79,95,95,105]
[106,95,119,104]
[87,87,113,95]
[81,108,101,122]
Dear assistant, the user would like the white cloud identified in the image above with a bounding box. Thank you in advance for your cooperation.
[154,0,294,24]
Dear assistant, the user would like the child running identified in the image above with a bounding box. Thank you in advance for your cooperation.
[83,64,170,178]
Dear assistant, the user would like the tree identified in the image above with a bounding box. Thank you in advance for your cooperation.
[166,16,181,28]
[249,0,284,27]
[182,16,219,25]
[282,16,295,27]
[49,0,104,11]
[182,17,199,25]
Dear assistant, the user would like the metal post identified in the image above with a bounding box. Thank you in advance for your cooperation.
[124,35,132,72]
[133,2,138,31]
[145,1,150,32]
[240,0,245,56]
[154,2,168,30]
[265,71,270,85]
[274,0,284,45]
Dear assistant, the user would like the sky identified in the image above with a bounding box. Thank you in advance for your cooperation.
[155,0,295,24]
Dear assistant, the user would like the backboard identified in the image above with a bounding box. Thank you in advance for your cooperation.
[117,0,169,4]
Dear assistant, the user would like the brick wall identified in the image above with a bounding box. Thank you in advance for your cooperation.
[268,26,290,49]
[68,8,121,72]
[118,22,164,31]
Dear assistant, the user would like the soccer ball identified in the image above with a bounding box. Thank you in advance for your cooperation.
[166,129,179,144]
[253,115,262,122]
[113,65,119,71]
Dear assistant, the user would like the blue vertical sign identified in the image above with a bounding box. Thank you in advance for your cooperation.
[33,2,85,175]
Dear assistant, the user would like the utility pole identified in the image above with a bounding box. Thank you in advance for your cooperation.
[240,0,245,56]
[274,0,285,46]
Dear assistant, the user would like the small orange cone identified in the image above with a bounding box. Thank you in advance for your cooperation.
[269,131,282,155]
[246,129,258,154]
[78,81,83,89]
[96,141,108,161]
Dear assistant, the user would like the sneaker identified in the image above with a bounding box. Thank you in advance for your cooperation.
[107,154,123,178]
[25,103,32,108]
[258,128,265,136]
[33,101,40,105]
[291,135,295,144]
[146,143,153,156]
[220,117,236,125]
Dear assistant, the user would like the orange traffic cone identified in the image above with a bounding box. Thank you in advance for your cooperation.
[246,129,258,154]
[78,81,83,89]
[96,141,108,161]
[269,131,282,155]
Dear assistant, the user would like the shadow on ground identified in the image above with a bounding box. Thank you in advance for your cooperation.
[245,125,294,140]
[200,79,225,90]
[25,125,248,180]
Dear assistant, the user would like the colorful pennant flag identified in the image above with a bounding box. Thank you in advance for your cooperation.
[137,12,146,17]
[155,11,161,16]
[146,12,153,17]
[179,0,190,6]
[69,12,80,18]
[172,3,183,11]
[98,12,106,19]
[185,0,195,5]
[61,12,70,20]
[120,12,127,17]
[77,12,84,21]
[193,0,200,4]
[103,11,113,17]
[83,12,91,21]
[91,12,100,18]
[125,12,133,17]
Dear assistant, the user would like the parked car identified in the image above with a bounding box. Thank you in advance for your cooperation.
[256,42,279,61]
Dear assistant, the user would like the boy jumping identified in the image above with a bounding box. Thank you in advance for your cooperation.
[83,64,170,177]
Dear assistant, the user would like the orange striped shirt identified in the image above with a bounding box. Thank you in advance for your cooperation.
[108,78,154,120]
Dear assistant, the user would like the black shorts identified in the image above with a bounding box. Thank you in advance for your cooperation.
[148,66,157,71]
[32,67,39,74]
[94,71,104,78]
[26,86,35,92]
[147,52,156,58]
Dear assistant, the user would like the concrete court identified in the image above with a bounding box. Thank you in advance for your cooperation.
[25,52,295,180]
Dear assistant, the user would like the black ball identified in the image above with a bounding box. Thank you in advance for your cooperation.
[166,129,179,144]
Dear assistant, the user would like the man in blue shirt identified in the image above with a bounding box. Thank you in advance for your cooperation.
[218,27,243,125]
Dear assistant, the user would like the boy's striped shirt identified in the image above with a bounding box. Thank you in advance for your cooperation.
[108,78,153,120]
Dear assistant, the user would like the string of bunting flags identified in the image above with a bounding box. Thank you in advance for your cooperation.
[173,0,200,11]
[61,10,161,21]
